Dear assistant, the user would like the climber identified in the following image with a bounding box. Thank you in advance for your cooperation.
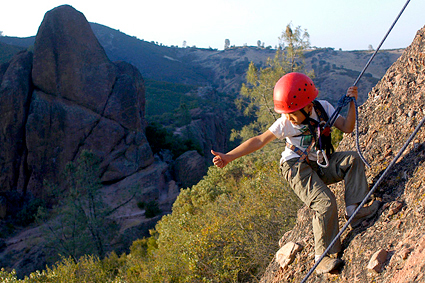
[211,72,380,274]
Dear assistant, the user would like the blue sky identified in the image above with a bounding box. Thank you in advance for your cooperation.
[1,0,423,50]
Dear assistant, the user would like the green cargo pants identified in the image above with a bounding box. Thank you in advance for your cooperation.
[280,151,369,256]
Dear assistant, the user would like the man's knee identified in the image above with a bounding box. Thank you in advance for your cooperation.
[311,189,337,215]
[340,151,365,172]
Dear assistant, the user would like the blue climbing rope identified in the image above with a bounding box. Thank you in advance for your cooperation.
[325,95,371,168]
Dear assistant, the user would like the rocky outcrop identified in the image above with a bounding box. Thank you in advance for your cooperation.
[0,5,156,201]
[174,107,227,164]
[32,5,116,114]
[0,5,179,276]
[28,5,154,195]
[260,25,425,282]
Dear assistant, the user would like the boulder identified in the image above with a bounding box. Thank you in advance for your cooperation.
[174,150,207,188]
[32,5,115,114]
[367,249,388,273]
[275,242,303,269]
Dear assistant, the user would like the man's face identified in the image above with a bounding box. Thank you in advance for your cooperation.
[284,103,313,125]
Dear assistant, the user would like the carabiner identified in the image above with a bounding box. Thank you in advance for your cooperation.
[317,149,329,168]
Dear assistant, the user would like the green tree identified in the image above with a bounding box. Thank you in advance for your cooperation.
[232,23,311,142]
[224,39,230,49]
[38,150,133,262]
[279,23,310,71]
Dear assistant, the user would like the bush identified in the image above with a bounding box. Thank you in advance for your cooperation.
[145,122,202,158]
[16,197,45,226]
[148,147,301,282]
[144,201,161,218]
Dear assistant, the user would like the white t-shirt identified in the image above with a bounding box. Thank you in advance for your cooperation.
[268,100,338,164]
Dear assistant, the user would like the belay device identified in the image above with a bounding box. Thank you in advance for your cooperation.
[312,100,333,168]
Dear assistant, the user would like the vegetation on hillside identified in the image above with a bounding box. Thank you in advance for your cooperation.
[36,151,136,263]
[145,121,203,157]
[144,79,198,118]
[90,23,215,85]
[144,78,251,152]
[0,148,301,282]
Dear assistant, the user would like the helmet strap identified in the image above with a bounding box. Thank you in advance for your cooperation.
[300,108,318,143]
[300,108,311,125]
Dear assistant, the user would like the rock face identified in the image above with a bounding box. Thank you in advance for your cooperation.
[174,107,227,163]
[0,5,155,200]
[174,150,207,188]
[0,51,33,196]
[260,25,425,282]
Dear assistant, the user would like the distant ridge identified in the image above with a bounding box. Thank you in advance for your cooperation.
[1,22,402,104]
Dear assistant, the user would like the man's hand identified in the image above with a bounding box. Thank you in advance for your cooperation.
[211,149,230,168]
[346,86,358,100]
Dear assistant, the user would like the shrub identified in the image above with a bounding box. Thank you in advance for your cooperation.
[149,147,301,282]
[145,121,202,158]
[38,150,121,262]
[144,201,161,218]
[16,197,45,226]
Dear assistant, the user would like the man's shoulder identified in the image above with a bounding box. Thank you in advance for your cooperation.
[315,100,335,116]
[269,115,302,137]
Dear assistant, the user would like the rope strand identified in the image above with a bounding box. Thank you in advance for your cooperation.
[353,98,371,168]
[326,95,371,168]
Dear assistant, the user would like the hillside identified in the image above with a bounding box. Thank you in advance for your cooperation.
[260,25,425,283]
[0,23,402,106]
[0,42,23,64]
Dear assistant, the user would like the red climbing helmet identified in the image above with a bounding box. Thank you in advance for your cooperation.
[273,72,318,113]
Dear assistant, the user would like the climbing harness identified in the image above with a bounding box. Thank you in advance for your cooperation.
[313,101,334,167]
[300,0,412,281]
[316,123,330,168]
[287,100,334,168]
